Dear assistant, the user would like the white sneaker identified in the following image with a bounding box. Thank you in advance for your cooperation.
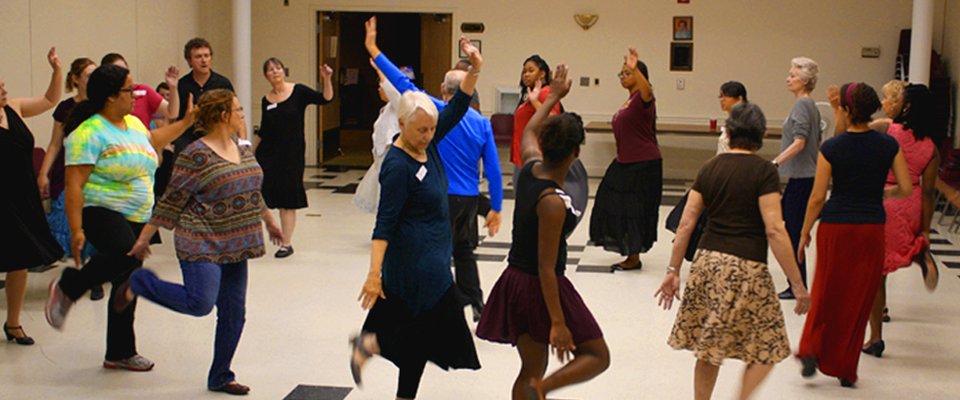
[44,278,72,331]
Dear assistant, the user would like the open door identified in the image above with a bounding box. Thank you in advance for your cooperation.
[317,12,341,163]
[419,14,452,99]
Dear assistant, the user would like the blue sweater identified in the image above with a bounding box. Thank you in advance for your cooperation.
[374,54,503,212]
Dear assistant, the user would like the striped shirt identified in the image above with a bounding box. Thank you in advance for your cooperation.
[64,114,158,222]
[151,138,266,263]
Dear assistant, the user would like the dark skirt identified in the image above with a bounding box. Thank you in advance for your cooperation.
[477,266,603,346]
[797,223,884,384]
[362,284,480,371]
[590,158,663,255]
[256,146,308,210]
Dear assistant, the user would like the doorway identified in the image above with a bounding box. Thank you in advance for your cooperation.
[316,11,452,167]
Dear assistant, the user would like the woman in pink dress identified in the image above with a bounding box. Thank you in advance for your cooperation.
[862,82,939,358]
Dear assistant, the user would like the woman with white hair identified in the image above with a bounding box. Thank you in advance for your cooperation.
[349,17,483,399]
[772,57,821,299]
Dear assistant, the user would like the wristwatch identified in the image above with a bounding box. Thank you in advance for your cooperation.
[772,159,780,167]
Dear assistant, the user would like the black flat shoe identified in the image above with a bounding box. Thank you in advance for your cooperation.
[778,289,796,300]
[472,305,483,323]
[861,340,885,358]
[611,260,642,271]
[918,250,939,292]
[274,246,294,258]
[840,378,855,388]
[800,356,818,378]
[90,285,105,301]
[3,323,35,346]
[349,333,373,387]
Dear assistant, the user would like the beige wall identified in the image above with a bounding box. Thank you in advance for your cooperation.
[0,0,201,148]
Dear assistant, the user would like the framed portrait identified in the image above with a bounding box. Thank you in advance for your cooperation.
[670,42,693,71]
[459,39,482,58]
[673,16,693,41]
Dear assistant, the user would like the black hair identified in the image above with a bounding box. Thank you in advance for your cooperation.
[895,83,934,141]
[726,102,766,151]
[539,112,586,163]
[100,53,126,67]
[720,81,748,102]
[635,60,650,82]
[156,82,170,92]
[839,82,881,125]
[517,55,552,108]
[64,64,129,134]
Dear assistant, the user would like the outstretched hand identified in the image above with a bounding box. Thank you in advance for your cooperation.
[654,272,681,310]
[364,17,379,56]
[527,79,542,104]
[548,64,572,100]
[320,64,334,79]
[47,47,61,70]
[459,36,483,70]
[164,66,180,88]
[624,48,639,71]
[826,85,841,109]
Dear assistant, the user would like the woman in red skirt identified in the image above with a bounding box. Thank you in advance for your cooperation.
[796,82,912,387]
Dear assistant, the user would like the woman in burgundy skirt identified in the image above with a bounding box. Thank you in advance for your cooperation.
[796,82,912,387]
[477,65,609,400]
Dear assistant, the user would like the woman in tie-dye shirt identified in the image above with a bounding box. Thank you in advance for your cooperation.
[44,64,194,372]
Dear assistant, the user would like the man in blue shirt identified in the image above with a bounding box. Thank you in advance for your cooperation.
[373,52,503,321]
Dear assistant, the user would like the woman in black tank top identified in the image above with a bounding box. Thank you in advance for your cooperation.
[476,65,610,400]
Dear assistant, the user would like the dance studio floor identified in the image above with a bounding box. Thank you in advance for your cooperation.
[3,163,960,400]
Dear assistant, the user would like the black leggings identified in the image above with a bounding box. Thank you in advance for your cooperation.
[58,206,143,361]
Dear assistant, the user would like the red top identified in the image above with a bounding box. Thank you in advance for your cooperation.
[511,85,562,166]
[612,91,659,163]
[131,84,164,128]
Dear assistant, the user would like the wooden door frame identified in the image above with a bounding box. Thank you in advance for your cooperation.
[311,5,457,166]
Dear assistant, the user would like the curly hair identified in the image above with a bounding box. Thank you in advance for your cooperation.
[192,89,236,131]
[539,112,585,163]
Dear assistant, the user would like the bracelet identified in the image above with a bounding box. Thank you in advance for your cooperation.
[666,265,678,274]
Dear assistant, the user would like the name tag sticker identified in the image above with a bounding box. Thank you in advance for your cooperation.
[416,165,428,182]
[133,89,147,97]
[266,103,278,111]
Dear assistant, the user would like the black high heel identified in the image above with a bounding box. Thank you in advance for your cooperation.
[862,340,885,357]
[3,323,35,346]
[349,333,373,386]
[800,356,818,378]
[882,307,891,323]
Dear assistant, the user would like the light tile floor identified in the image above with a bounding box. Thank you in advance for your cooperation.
[3,167,960,399]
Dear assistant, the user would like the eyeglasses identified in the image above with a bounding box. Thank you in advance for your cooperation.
[232,107,244,112]
[118,87,135,94]
[617,72,629,78]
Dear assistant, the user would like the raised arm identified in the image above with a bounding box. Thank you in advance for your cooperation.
[150,94,194,150]
[12,47,63,118]
[626,48,653,102]
[826,85,848,135]
[432,38,483,142]
[367,17,421,95]
[161,66,181,121]
[320,64,334,102]
[520,65,572,166]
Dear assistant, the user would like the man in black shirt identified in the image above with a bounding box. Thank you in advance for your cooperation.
[157,38,234,197]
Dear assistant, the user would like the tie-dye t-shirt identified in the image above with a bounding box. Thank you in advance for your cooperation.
[64,114,158,222]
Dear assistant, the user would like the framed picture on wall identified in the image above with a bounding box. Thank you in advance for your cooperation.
[673,16,693,40]
[459,40,482,58]
[670,42,693,71]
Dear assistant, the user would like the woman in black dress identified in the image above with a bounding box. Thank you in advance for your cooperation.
[254,57,334,258]
[0,47,64,345]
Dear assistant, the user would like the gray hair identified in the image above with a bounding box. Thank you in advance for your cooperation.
[442,70,466,96]
[791,57,819,92]
[398,91,439,124]
[726,102,767,151]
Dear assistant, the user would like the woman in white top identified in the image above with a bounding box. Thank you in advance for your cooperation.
[353,59,401,213]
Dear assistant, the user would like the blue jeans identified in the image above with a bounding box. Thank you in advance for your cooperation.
[129,260,248,389]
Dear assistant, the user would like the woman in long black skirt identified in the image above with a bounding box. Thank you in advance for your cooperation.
[349,18,482,400]
[589,48,661,270]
